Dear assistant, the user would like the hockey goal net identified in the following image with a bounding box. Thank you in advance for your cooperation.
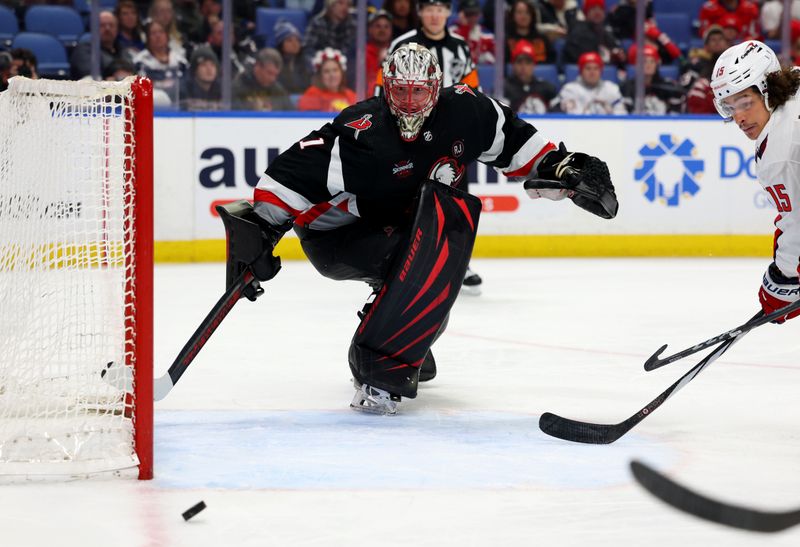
[0,77,153,480]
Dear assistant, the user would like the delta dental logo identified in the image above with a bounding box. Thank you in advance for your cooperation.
[634,134,704,207]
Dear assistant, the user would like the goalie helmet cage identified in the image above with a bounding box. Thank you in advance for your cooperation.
[0,77,153,480]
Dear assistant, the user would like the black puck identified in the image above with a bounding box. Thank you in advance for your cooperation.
[182,501,206,521]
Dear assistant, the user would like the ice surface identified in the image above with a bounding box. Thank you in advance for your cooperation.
[3,258,799,546]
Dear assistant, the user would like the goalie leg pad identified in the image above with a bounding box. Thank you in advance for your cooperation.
[348,181,481,398]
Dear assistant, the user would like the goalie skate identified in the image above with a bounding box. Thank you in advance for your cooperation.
[350,381,401,415]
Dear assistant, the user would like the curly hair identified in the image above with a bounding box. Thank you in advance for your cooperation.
[766,67,800,110]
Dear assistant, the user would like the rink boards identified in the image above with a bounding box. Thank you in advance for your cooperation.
[151,112,774,261]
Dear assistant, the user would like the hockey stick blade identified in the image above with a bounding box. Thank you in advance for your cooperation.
[631,461,800,533]
[644,303,800,371]
[100,268,261,401]
[539,334,742,444]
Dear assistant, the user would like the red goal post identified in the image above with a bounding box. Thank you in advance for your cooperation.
[0,76,153,480]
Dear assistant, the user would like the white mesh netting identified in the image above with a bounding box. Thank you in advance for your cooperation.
[0,77,143,478]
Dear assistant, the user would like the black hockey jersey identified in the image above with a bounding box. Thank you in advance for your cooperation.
[254,85,555,230]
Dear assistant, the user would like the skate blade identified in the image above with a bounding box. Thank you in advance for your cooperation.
[350,402,398,415]
[460,284,482,296]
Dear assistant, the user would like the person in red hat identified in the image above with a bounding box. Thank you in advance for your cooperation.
[553,51,626,114]
[502,39,557,113]
[562,0,625,65]
[505,0,554,64]
[699,0,758,40]
[621,43,684,114]
[718,13,742,43]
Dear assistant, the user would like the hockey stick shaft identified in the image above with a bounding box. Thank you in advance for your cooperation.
[644,303,798,371]
[152,268,259,400]
[631,460,800,533]
[539,331,744,444]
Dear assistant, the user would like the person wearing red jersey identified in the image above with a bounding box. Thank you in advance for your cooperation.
[699,0,758,40]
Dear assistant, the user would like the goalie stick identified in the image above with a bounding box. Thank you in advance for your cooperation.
[538,331,744,444]
[644,304,799,371]
[101,267,263,401]
[630,460,800,533]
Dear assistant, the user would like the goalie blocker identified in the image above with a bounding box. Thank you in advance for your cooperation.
[522,142,619,220]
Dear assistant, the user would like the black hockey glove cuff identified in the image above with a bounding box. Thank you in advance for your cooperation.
[528,142,619,219]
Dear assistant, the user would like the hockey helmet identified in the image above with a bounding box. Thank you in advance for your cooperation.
[383,43,443,142]
[710,40,781,119]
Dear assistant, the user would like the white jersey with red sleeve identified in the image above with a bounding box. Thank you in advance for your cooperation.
[754,92,800,279]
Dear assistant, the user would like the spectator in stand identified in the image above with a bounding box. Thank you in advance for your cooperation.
[562,0,624,65]
[383,0,419,40]
[607,0,653,41]
[132,20,189,106]
[536,0,583,43]
[642,20,682,65]
[147,0,187,58]
[505,0,553,64]
[115,0,146,54]
[0,51,12,92]
[681,24,730,114]
[180,45,222,110]
[9,48,38,79]
[205,19,249,79]
[718,13,742,44]
[792,19,800,64]
[553,51,625,114]
[275,20,312,95]
[449,0,495,64]
[303,0,357,66]
[70,10,125,79]
[621,43,683,114]
[698,0,758,41]
[502,39,556,113]
[103,58,137,81]
[760,1,783,41]
[297,47,356,112]
[232,47,293,111]
[174,0,204,43]
[366,10,393,91]
[195,0,222,43]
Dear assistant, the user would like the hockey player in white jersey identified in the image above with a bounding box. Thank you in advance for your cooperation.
[711,40,800,322]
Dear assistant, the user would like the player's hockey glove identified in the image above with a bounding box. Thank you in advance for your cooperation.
[217,201,291,298]
[759,262,800,324]
[524,142,619,219]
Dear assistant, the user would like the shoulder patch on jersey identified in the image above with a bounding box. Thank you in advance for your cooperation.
[344,114,373,140]
[454,83,476,97]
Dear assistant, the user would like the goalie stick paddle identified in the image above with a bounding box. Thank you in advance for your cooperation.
[644,303,800,371]
[101,268,262,401]
[630,461,800,533]
[538,332,743,444]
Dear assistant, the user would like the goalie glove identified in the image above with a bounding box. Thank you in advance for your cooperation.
[524,142,619,219]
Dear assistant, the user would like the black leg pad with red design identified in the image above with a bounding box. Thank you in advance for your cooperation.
[348,181,481,398]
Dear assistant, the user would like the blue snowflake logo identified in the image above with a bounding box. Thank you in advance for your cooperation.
[634,135,705,207]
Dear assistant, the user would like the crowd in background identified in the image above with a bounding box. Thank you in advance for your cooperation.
[1,0,800,115]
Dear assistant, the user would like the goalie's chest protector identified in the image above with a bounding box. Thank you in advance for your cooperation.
[332,90,489,222]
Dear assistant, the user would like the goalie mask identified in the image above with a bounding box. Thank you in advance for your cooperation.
[711,40,781,119]
[383,43,442,142]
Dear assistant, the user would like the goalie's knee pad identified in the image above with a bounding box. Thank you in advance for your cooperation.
[348,181,481,398]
